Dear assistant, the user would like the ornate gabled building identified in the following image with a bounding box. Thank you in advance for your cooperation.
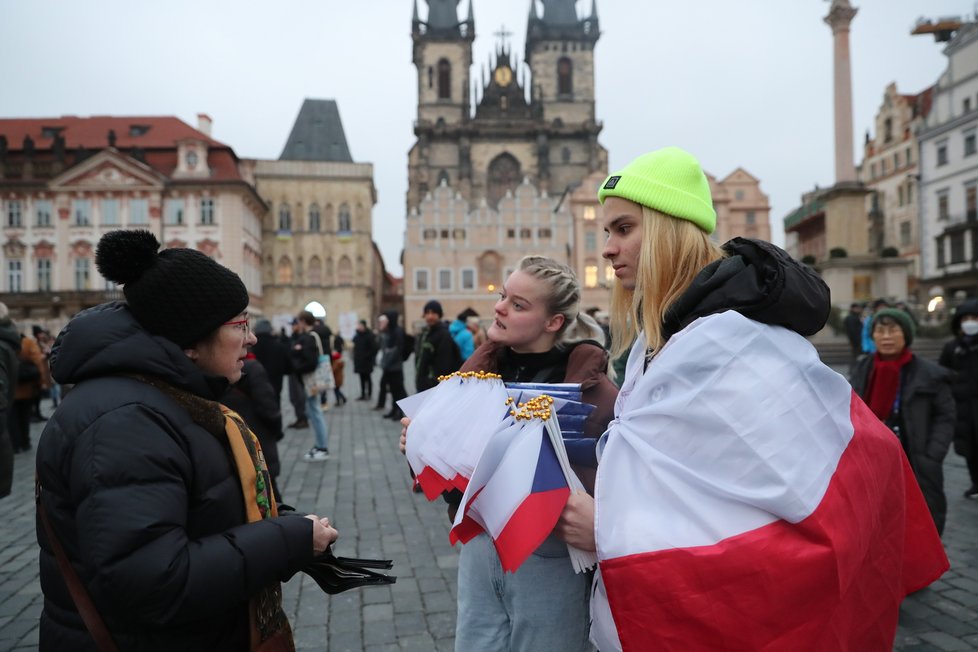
[0,115,265,331]
[253,99,382,337]
[858,82,933,299]
[403,0,609,330]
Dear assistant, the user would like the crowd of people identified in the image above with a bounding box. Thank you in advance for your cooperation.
[5,146,970,650]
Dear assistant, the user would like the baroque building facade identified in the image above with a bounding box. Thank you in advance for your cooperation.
[402,0,608,330]
[858,82,932,299]
[253,99,383,338]
[0,115,265,333]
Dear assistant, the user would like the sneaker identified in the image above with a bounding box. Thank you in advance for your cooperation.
[303,447,330,461]
[965,486,978,500]
[320,403,330,412]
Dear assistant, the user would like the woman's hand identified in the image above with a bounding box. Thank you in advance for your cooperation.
[553,491,597,552]
[399,417,411,455]
[306,514,339,554]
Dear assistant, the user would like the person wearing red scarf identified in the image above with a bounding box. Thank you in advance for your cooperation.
[851,307,956,534]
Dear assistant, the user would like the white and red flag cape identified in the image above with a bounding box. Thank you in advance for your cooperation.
[591,310,948,652]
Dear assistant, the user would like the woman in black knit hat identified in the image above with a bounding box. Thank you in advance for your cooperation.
[35,230,338,651]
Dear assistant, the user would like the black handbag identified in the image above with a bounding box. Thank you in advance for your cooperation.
[301,549,396,594]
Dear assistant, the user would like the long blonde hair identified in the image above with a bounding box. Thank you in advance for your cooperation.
[609,207,725,357]
[517,256,606,348]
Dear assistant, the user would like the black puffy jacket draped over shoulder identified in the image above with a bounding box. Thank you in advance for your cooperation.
[36,302,314,652]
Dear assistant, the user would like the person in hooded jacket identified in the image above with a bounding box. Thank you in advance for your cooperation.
[851,308,955,533]
[553,147,947,651]
[939,298,978,499]
[35,230,338,652]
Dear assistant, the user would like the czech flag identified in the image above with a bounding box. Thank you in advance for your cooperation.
[591,311,949,652]
[451,418,571,572]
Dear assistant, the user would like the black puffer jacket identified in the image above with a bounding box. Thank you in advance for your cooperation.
[36,302,314,652]
[939,298,978,457]
[851,354,955,533]
[663,238,831,342]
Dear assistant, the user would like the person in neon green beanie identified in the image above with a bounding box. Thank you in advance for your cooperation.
[551,147,945,650]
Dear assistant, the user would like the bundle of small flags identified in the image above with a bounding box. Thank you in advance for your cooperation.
[401,375,597,573]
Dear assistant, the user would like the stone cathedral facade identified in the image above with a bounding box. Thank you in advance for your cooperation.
[402,0,610,330]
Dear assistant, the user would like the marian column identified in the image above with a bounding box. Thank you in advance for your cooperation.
[824,0,858,183]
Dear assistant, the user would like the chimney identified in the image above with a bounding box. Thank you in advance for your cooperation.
[197,113,213,136]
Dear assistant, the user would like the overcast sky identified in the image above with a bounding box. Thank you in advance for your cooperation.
[1,0,972,275]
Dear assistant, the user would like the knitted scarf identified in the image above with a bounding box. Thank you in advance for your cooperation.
[865,348,913,422]
[129,375,293,651]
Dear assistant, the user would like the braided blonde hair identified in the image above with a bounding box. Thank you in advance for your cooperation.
[517,256,606,348]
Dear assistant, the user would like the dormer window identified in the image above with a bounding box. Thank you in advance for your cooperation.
[129,124,150,137]
[41,126,64,140]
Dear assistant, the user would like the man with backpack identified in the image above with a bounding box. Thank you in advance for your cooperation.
[415,300,462,392]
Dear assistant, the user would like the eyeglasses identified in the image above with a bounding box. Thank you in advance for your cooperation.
[223,318,251,335]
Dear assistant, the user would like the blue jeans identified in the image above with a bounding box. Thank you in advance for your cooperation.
[304,394,329,450]
[455,532,592,652]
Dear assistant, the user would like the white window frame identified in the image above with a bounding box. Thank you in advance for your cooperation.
[129,198,149,225]
[35,200,52,227]
[200,197,215,225]
[437,267,452,291]
[414,268,430,292]
[73,199,91,226]
[164,198,185,226]
[101,198,119,226]
[6,200,22,227]
[460,267,476,290]
[36,258,51,291]
[7,260,22,292]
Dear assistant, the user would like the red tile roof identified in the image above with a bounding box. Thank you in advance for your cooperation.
[0,116,245,182]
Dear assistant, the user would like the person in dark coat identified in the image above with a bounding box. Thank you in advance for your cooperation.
[0,303,19,499]
[377,311,407,420]
[414,300,462,392]
[222,356,285,501]
[352,319,377,400]
[250,318,291,401]
[851,308,956,534]
[36,230,337,652]
[844,302,864,372]
[939,298,978,499]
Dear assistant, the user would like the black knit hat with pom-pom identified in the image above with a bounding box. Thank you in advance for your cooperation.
[95,229,249,348]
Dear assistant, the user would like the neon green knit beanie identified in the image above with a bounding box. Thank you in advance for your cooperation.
[597,147,716,234]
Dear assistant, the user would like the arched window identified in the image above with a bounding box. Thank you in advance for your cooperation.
[324,204,335,232]
[276,256,293,284]
[478,251,503,289]
[308,204,321,232]
[325,256,335,286]
[438,58,451,100]
[437,170,450,186]
[338,203,352,233]
[557,57,573,96]
[487,153,521,209]
[278,203,291,231]
[307,256,322,285]
[338,256,353,286]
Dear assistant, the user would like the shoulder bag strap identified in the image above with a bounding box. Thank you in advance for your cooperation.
[35,478,119,652]
[310,331,324,357]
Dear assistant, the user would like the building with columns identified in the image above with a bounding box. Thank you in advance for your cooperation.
[784,0,910,305]
[253,99,384,336]
[0,115,265,332]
